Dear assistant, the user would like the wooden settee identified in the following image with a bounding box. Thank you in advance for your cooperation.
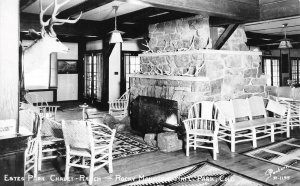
[215,96,290,152]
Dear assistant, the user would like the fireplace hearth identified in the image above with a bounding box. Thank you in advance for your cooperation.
[130,96,181,136]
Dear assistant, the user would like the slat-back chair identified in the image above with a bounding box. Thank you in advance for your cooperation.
[266,99,290,138]
[24,92,59,120]
[38,118,65,171]
[184,101,220,160]
[277,90,300,131]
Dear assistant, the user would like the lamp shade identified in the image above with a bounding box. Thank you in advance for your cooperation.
[278,39,293,49]
[109,30,123,43]
[278,23,293,49]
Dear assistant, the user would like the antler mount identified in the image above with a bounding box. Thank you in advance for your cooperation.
[39,0,82,37]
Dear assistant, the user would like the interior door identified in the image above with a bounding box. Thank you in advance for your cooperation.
[84,52,103,106]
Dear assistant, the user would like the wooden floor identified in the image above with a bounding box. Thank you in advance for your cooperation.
[25,106,300,186]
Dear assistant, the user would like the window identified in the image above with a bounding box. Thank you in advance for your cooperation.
[291,57,300,85]
[121,51,141,91]
[262,57,280,86]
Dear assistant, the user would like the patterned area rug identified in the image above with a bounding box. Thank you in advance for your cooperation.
[112,132,157,160]
[244,138,300,171]
[113,161,271,186]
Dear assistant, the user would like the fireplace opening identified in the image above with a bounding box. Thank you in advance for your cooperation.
[130,96,181,136]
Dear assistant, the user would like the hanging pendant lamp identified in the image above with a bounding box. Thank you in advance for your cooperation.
[109,6,123,43]
[278,23,293,49]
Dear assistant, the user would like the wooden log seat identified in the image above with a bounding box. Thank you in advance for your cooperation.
[215,96,290,152]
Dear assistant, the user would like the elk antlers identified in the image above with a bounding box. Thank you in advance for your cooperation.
[40,0,82,37]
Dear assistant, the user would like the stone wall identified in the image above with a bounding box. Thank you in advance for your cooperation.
[129,15,265,119]
[147,15,211,53]
[218,26,249,51]
[130,50,265,118]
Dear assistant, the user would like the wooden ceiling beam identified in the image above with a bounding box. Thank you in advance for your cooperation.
[259,43,300,50]
[246,32,282,40]
[20,12,148,40]
[118,7,193,24]
[259,0,300,21]
[58,0,114,18]
[20,0,38,10]
[119,0,259,20]
[246,39,280,47]
[20,13,103,37]
[213,24,239,50]
[209,17,245,27]
[246,32,300,42]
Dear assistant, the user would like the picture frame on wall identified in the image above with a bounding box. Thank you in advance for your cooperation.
[58,60,78,74]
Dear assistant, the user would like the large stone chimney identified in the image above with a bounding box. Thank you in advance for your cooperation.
[129,15,265,118]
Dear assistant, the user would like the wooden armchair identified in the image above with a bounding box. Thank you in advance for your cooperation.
[277,92,300,131]
[38,117,65,171]
[62,120,116,185]
[24,92,59,120]
[108,90,129,119]
[184,101,220,160]
[266,99,290,138]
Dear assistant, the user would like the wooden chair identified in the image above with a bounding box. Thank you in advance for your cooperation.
[277,96,300,131]
[38,118,65,171]
[24,92,59,120]
[266,99,290,138]
[276,86,294,99]
[184,101,220,160]
[20,109,41,178]
[62,120,116,185]
[108,90,129,119]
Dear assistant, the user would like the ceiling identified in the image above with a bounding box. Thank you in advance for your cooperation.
[244,16,300,49]
[20,0,300,49]
[22,0,151,21]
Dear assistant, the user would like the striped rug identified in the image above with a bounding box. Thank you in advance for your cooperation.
[112,132,157,160]
[244,138,300,171]
[113,161,271,186]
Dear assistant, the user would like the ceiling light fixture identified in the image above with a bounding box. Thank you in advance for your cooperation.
[148,12,169,18]
[278,23,293,49]
[109,6,123,44]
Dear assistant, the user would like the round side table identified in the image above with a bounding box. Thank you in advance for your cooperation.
[79,103,88,120]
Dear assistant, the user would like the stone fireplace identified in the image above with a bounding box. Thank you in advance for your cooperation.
[131,96,179,135]
[129,15,265,120]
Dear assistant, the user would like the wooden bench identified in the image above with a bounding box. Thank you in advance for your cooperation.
[215,96,289,152]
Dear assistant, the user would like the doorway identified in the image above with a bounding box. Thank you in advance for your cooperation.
[83,51,104,107]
